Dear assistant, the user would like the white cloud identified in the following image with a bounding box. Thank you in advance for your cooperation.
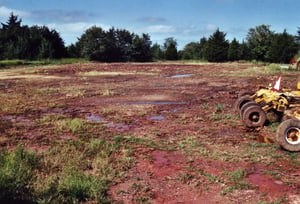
[46,22,112,45]
[144,25,176,33]
[0,6,30,18]
[206,24,218,32]
[46,22,111,33]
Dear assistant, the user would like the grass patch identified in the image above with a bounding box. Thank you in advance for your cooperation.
[0,58,87,68]
[37,115,105,140]
[80,71,157,76]
[36,168,110,203]
[0,147,40,202]
[0,134,149,203]
[221,168,251,195]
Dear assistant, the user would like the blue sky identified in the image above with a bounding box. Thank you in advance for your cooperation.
[0,0,299,49]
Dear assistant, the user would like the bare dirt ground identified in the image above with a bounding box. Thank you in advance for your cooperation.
[0,62,299,203]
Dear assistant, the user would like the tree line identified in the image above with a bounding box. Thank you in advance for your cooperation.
[0,13,299,63]
[0,14,67,60]
[181,26,299,63]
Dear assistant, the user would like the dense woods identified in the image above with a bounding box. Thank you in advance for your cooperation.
[0,13,299,63]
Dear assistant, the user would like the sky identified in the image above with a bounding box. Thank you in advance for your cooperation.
[0,0,299,49]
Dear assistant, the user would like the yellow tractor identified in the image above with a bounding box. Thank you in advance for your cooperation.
[235,77,300,151]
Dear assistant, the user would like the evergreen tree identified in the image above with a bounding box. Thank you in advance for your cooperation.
[266,30,298,63]
[164,37,178,60]
[115,29,134,61]
[0,13,23,59]
[151,43,164,61]
[296,27,300,43]
[239,41,251,60]
[198,37,208,60]
[0,13,66,59]
[131,33,152,62]
[204,29,229,62]
[227,38,240,61]
[67,44,80,58]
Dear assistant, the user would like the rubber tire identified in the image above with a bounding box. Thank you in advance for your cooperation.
[238,91,254,98]
[266,109,283,124]
[234,95,252,112]
[242,105,266,128]
[240,101,259,117]
[276,119,300,152]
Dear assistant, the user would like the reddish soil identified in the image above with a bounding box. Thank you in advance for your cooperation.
[0,62,299,203]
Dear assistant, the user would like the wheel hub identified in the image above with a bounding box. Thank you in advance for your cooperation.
[285,127,300,145]
[250,113,260,122]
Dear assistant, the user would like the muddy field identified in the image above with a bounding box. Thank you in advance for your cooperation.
[0,62,299,203]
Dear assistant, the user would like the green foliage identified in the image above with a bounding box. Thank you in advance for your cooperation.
[38,170,110,203]
[181,42,200,60]
[0,147,40,202]
[228,38,241,61]
[164,37,178,60]
[131,33,152,62]
[0,13,66,60]
[221,169,250,195]
[266,30,298,63]
[246,24,274,61]
[296,27,300,43]
[0,58,87,68]
[204,29,229,62]
[151,43,164,61]
[77,26,152,62]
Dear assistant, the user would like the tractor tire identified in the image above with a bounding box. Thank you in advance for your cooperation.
[238,91,254,98]
[242,105,266,128]
[234,95,252,112]
[276,119,300,152]
[240,101,259,117]
[266,109,283,124]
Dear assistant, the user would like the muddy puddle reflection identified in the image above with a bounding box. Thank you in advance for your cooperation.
[123,101,187,105]
[169,74,194,78]
[86,114,104,122]
[149,115,165,121]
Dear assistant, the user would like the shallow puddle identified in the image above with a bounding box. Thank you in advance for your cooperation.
[150,115,165,121]
[123,101,187,105]
[86,114,104,122]
[169,74,194,78]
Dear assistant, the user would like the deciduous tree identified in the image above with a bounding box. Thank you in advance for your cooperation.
[246,24,274,61]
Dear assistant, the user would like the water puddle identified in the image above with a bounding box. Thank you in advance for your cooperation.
[149,115,165,121]
[86,114,104,122]
[123,101,187,105]
[169,74,194,78]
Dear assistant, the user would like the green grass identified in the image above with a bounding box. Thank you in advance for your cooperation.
[0,133,148,203]
[0,58,88,68]
[0,146,40,202]
[221,168,251,195]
